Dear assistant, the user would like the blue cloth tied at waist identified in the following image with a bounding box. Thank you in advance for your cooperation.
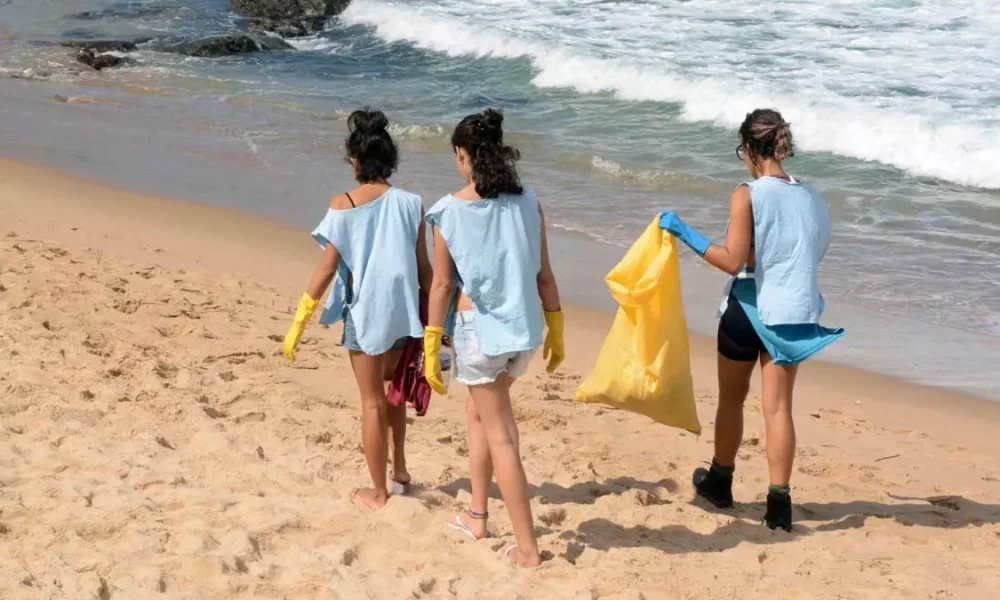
[730,278,844,365]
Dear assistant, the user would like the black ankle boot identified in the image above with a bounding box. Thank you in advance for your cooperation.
[692,466,734,509]
[764,492,793,532]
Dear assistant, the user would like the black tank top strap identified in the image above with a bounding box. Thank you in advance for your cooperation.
[344,191,356,208]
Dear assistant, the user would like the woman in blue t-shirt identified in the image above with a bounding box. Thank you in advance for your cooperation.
[283,108,433,511]
[423,109,564,567]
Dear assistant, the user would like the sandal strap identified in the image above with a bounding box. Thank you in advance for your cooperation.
[466,509,488,520]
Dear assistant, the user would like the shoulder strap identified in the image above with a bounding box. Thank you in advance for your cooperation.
[344,192,356,208]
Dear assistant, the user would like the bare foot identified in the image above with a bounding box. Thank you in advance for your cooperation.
[499,543,542,568]
[351,487,388,510]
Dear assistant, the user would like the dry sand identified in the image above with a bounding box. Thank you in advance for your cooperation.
[1,159,999,599]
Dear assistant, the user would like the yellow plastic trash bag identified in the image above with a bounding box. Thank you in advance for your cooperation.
[574,217,700,434]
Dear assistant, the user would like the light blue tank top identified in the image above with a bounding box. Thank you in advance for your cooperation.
[425,188,544,356]
[736,175,831,326]
[311,187,425,355]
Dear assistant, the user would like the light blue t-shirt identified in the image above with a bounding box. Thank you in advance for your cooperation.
[719,176,831,326]
[311,187,425,355]
[425,188,544,356]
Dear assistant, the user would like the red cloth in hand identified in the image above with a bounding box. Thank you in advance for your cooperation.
[388,292,431,416]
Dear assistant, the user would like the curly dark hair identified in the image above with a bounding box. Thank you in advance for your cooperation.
[739,108,794,161]
[345,107,398,184]
[451,108,522,198]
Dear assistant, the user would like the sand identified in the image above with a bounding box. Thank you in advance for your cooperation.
[1,158,999,599]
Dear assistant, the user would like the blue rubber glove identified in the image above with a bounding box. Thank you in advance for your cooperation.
[659,211,712,256]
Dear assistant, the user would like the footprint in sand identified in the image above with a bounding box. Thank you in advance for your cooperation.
[233,411,265,424]
[202,406,227,419]
[79,334,106,355]
[154,361,178,380]
[113,298,142,314]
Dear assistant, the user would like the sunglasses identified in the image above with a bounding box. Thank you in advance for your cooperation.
[736,144,746,160]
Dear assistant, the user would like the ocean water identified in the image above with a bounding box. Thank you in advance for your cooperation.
[1,0,998,396]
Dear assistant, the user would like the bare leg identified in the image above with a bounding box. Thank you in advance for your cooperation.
[714,354,756,467]
[460,393,495,539]
[349,350,390,510]
[468,375,540,567]
[382,350,409,484]
[759,353,799,486]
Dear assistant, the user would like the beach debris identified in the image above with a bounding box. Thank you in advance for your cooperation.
[874,454,901,462]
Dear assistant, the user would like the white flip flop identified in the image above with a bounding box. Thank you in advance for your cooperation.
[447,511,490,540]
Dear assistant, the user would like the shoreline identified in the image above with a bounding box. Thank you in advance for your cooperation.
[1,76,996,400]
[3,157,999,598]
[4,157,999,435]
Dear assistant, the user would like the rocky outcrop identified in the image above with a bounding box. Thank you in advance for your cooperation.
[74,49,124,71]
[231,0,351,37]
[162,34,293,57]
[61,34,292,65]
[231,0,350,20]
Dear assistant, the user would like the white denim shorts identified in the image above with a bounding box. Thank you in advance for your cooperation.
[452,311,536,386]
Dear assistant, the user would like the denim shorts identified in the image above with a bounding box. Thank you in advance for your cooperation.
[452,310,536,386]
[341,309,408,354]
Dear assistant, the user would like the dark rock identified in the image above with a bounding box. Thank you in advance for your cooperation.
[245,16,327,38]
[232,0,351,38]
[75,49,124,71]
[59,39,145,53]
[162,34,293,57]
[231,0,350,20]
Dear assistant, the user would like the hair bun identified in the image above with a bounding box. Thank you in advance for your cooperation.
[480,108,504,141]
[348,107,389,135]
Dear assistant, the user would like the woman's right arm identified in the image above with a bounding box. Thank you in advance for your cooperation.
[427,226,455,328]
[304,194,351,298]
[305,243,340,300]
[537,205,561,312]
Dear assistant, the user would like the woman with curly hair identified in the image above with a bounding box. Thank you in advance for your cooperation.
[423,109,564,567]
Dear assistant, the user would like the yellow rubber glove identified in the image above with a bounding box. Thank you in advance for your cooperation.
[543,310,565,373]
[423,326,448,395]
[284,292,320,360]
